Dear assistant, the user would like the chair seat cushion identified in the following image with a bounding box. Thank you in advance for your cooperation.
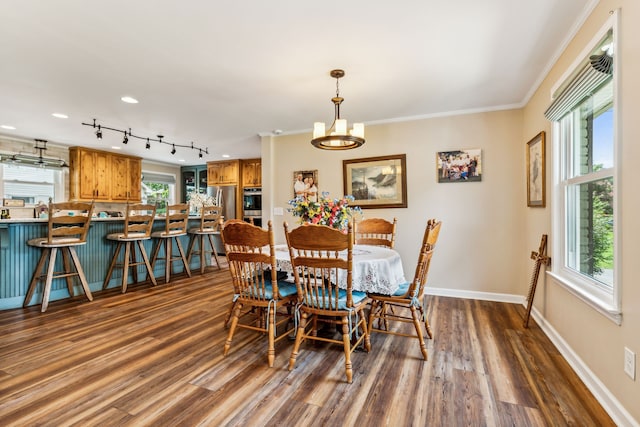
[240,279,297,300]
[392,281,411,297]
[304,289,368,310]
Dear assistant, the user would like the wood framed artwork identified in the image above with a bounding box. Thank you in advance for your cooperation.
[343,154,407,209]
[526,131,545,207]
[436,148,482,183]
[293,170,318,201]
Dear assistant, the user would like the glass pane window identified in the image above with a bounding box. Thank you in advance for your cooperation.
[1,164,58,204]
[557,73,615,298]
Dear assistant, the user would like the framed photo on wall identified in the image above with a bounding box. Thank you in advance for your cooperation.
[436,148,482,183]
[526,131,545,207]
[343,154,407,209]
[293,170,318,201]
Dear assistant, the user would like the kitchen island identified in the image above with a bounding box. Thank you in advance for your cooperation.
[0,216,218,310]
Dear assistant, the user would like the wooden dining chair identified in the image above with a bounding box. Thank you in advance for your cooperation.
[24,201,95,312]
[366,219,441,360]
[220,220,297,367]
[284,222,371,384]
[354,217,397,248]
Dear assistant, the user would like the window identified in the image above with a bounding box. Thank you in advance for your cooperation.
[141,171,176,215]
[546,17,619,322]
[1,164,64,204]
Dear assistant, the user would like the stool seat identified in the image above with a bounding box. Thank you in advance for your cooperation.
[28,237,85,247]
[103,203,157,293]
[186,206,223,274]
[150,203,191,283]
[24,201,95,312]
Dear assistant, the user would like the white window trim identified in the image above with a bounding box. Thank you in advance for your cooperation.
[549,10,621,324]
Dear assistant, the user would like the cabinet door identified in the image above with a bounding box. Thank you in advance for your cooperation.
[77,149,109,200]
[128,159,141,201]
[207,163,222,185]
[110,156,129,201]
[221,161,239,184]
[242,160,261,187]
[197,168,208,193]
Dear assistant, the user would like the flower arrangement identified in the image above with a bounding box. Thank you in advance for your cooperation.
[288,192,361,231]
[188,192,218,212]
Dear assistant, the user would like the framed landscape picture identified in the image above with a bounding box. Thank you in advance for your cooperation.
[343,154,407,209]
[526,131,545,207]
[436,148,482,183]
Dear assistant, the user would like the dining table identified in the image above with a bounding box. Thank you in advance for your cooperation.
[273,244,406,295]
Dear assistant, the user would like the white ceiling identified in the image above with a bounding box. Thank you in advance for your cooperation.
[0,0,595,166]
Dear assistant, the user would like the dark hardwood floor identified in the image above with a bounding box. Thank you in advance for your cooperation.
[0,262,614,426]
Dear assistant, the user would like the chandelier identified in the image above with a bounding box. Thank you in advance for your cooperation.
[311,69,365,150]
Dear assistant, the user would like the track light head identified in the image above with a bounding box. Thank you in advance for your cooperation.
[96,125,102,139]
[145,138,150,149]
[198,150,203,158]
[123,133,128,144]
[171,144,176,155]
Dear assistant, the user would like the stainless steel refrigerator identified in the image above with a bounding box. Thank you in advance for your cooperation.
[207,185,236,254]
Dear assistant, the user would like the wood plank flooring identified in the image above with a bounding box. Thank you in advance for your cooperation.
[0,263,614,426]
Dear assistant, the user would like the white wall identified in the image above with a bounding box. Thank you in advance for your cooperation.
[264,109,526,298]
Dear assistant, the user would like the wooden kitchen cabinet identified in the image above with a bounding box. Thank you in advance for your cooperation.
[241,159,261,187]
[111,155,142,201]
[69,147,142,202]
[207,160,239,185]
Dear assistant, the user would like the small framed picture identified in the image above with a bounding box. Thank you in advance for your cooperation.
[526,131,546,207]
[293,170,318,201]
[343,154,407,209]
[436,148,482,183]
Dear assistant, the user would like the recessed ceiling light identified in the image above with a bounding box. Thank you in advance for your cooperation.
[1,125,16,130]
[222,154,230,158]
[178,159,185,162]
[121,96,139,104]
[111,146,121,150]
[52,113,68,119]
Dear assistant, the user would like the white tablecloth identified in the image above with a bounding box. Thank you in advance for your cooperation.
[273,244,406,295]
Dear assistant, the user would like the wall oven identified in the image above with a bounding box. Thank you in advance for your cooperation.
[243,187,262,227]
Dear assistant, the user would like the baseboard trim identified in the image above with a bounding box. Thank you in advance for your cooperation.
[423,287,638,427]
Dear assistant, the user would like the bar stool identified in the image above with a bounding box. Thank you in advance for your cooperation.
[150,203,191,283]
[103,203,157,293]
[186,205,223,274]
[24,201,95,312]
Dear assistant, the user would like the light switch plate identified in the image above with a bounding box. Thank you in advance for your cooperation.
[624,347,636,380]
[273,207,284,216]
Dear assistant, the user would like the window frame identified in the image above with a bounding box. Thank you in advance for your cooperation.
[549,11,621,324]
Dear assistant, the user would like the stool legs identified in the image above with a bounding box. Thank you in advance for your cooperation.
[104,240,158,293]
[187,233,222,274]
[151,237,191,283]
[24,246,93,313]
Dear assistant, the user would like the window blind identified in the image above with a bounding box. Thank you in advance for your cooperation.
[544,64,611,121]
[142,172,176,184]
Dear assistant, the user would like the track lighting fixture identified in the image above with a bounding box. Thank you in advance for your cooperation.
[0,139,68,169]
[81,119,208,157]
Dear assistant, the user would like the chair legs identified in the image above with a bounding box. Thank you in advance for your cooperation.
[24,246,93,313]
[367,299,430,361]
[289,308,370,384]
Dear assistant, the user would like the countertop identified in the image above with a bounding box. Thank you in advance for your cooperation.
[0,215,204,224]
